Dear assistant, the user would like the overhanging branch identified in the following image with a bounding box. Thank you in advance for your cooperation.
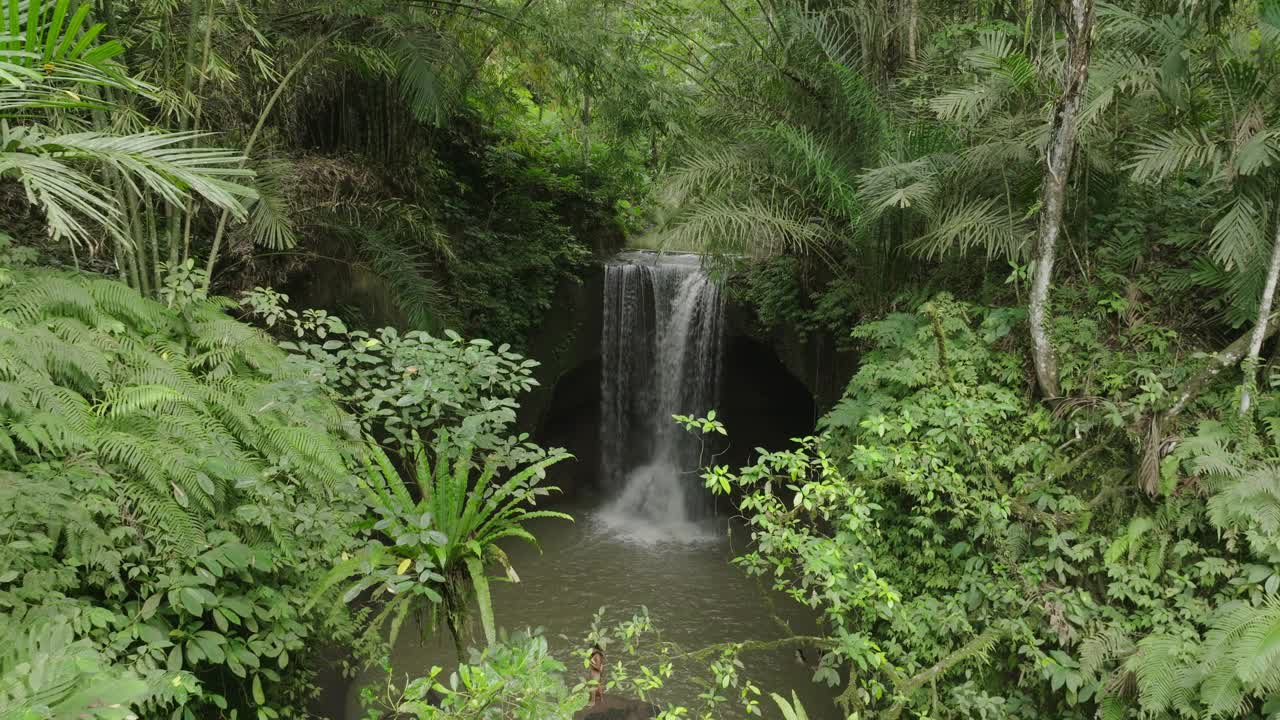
[1138,312,1280,493]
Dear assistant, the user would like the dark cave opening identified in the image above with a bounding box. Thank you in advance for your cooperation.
[533,334,817,497]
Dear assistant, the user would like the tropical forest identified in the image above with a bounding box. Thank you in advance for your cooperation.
[5,0,1280,718]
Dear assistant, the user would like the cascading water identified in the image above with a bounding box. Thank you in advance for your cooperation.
[598,252,725,539]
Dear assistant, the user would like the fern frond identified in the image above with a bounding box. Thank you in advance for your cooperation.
[661,148,761,206]
[1208,190,1268,271]
[752,122,861,225]
[1128,128,1223,182]
[1081,626,1136,677]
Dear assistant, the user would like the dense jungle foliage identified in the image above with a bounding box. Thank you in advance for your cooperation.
[4,0,1280,719]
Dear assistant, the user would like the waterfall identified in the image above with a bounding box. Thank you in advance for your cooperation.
[598,252,724,536]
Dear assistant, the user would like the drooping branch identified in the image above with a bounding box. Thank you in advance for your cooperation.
[883,626,1006,720]
[203,30,339,288]
[456,0,537,96]
[661,635,836,665]
[1138,312,1280,493]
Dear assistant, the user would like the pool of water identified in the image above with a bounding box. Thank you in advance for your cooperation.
[342,495,841,719]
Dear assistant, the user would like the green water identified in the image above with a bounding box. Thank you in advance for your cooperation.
[344,496,841,719]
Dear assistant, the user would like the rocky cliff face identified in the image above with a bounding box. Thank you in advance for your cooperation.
[723,300,858,412]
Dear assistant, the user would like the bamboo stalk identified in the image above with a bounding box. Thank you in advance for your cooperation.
[180,0,217,263]
[203,30,339,289]
[166,0,205,266]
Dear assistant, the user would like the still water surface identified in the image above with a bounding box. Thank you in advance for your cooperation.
[344,496,840,719]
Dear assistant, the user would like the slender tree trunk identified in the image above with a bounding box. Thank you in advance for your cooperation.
[124,190,151,296]
[146,192,162,289]
[1240,200,1280,415]
[99,0,117,37]
[906,0,919,62]
[1140,312,1280,493]
[446,612,466,663]
[649,125,659,173]
[1028,0,1095,399]
[581,91,591,167]
[165,0,205,266]
[204,32,334,289]
[180,0,217,263]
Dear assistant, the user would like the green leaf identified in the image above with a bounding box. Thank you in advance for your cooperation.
[179,587,204,616]
[172,482,189,508]
[138,623,167,646]
[167,643,184,671]
[252,674,265,705]
[139,593,162,620]
[227,651,246,678]
[465,555,495,647]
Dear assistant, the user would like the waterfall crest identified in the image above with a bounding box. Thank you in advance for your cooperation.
[598,252,724,539]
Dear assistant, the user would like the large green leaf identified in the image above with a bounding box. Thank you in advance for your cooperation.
[465,555,495,648]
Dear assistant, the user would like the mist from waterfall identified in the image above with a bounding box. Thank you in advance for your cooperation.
[598,252,724,541]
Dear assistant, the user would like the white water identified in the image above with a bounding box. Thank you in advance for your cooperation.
[598,252,724,541]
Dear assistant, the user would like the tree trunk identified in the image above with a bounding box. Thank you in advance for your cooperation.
[906,0,919,61]
[165,0,204,267]
[1240,201,1280,415]
[1028,0,1095,399]
[581,91,592,167]
[180,0,217,263]
[446,611,466,663]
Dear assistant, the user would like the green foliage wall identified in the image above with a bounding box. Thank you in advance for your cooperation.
[275,100,638,347]
[0,265,367,718]
[703,291,1280,719]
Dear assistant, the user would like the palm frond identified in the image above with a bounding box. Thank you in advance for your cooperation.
[1128,129,1223,182]
[913,196,1028,260]
[1208,190,1268,271]
[244,159,297,250]
[660,198,828,258]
